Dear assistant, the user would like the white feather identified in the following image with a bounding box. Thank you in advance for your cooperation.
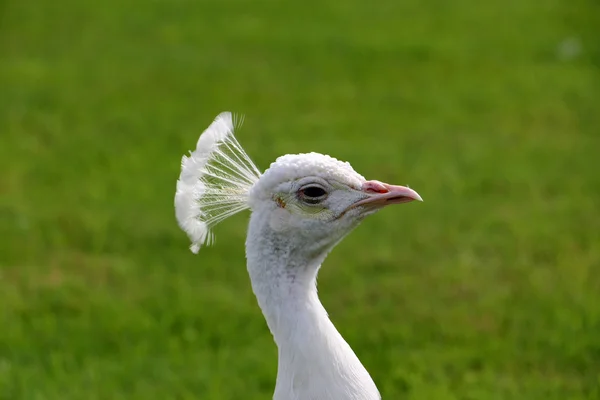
[174,113,421,399]
[175,112,261,253]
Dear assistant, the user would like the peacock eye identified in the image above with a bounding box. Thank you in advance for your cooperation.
[298,185,328,205]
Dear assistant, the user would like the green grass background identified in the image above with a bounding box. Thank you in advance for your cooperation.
[1,0,599,398]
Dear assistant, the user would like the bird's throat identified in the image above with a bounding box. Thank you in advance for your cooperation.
[245,219,380,400]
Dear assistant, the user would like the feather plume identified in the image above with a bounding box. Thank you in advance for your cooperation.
[175,112,261,253]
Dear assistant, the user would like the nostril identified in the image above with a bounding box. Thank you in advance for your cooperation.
[366,188,388,194]
[362,180,389,194]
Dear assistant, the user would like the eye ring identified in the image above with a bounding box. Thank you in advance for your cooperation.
[298,185,328,205]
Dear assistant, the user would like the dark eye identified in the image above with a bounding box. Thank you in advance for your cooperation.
[298,186,328,204]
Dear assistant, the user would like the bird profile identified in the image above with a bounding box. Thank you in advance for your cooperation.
[175,112,422,400]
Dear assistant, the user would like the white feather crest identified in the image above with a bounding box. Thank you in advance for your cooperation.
[175,112,261,253]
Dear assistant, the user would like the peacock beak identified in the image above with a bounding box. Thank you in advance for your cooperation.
[353,180,422,208]
[338,180,422,218]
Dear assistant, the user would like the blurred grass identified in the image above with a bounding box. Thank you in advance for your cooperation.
[1,0,599,398]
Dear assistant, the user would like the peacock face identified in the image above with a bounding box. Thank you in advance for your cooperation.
[248,153,422,244]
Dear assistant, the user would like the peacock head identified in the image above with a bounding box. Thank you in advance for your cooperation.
[247,152,421,247]
[175,112,421,254]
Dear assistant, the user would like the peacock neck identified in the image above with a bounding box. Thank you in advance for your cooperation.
[245,212,381,400]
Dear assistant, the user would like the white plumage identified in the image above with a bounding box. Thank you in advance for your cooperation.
[175,112,422,400]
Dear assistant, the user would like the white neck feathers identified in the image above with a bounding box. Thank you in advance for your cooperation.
[245,210,381,400]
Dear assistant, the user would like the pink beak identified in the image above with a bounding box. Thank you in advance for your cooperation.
[352,180,422,208]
